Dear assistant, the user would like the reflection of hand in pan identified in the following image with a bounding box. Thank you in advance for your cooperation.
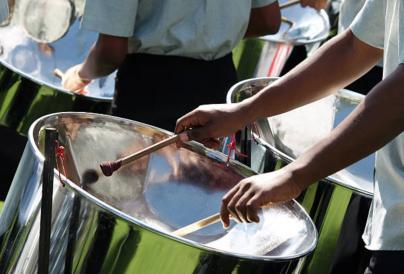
[59,64,91,94]
[37,42,54,57]
[169,149,243,191]
[116,139,151,175]
[59,116,93,141]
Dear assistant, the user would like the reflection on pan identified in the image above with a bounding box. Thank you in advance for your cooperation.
[0,112,317,273]
[0,0,115,134]
[226,77,375,274]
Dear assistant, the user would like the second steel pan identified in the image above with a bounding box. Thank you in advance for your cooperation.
[233,0,330,79]
[0,112,317,274]
[226,77,374,274]
[0,0,115,135]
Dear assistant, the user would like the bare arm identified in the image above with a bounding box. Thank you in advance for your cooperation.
[62,34,128,92]
[221,65,404,226]
[288,65,404,188]
[79,34,128,79]
[242,30,383,122]
[176,30,383,141]
[245,2,281,37]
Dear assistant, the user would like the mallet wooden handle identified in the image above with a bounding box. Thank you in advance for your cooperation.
[280,0,300,9]
[172,213,221,237]
[53,68,65,79]
[100,132,189,176]
[122,133,187,165]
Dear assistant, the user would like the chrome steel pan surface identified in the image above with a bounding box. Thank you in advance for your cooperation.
[0,0,114,134]
[0,112,317,274]
[262,0,330,45]
[227,77,374,196]
[226,77,374,273]
[232,0,330,79]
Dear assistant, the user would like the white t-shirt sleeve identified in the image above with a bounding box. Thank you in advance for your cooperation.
[252,0,277,8]
[81,0,138,37]
[350,0,385,49]
[0,0,9,23]
[399,1,404,64]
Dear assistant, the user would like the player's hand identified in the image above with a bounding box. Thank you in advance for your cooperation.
[220,169,303,228]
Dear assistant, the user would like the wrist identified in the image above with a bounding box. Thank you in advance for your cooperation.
[238,98,258,127]
[77,67,92,84]
[285,161,315,191]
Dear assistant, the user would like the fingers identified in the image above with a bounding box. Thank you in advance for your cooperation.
[175,108,203,134]
[61,65,90,93]
[220,180,261,228]
[175,107,220,145]
[225,187,246,224]
[220,185,239,228]
[246,195,260,223]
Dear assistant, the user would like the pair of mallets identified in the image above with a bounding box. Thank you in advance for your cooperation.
[83,132,222,237]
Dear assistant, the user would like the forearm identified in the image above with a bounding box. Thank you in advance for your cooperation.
[286,65,404,188]
[241,30,383,122]
[79,34,128,80]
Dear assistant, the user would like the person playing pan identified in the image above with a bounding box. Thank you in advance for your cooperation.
[175,1,404,273]
[60,0,281,131]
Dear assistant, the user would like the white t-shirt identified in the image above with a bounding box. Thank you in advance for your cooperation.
[340,0,383,67]
[81,0,277,60]
[351,0,404,250]
[0,0,8,23]
[338,0,366,32]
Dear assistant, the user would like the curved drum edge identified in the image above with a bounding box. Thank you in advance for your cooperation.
[233,0,330,80]
[227,77,375,274]
[0,64,112,135]
[0,1,115,136]
[0,112,317,274]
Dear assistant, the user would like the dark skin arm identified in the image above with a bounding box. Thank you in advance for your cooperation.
[246,29,383,120]
[220,64,404,226]
[62,34,128,92]
[175,30,383,141]
[245,1,281,37]
[174,30,389,226]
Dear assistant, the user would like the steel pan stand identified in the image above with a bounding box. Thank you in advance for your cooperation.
[38,128,58,274]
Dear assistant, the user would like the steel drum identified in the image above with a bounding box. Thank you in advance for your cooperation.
[227,77,374,274]
[0,0,115,135]
[233,0,330,79]
[0,112,317,274]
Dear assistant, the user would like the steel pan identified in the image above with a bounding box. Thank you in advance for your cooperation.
[0,112,317,274]
[233,0,330,80]
[227,77,374,274]
[0,0,115,135]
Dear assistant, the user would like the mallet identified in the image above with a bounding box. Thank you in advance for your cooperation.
[100,132,189,177]
[172,213,222,237]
